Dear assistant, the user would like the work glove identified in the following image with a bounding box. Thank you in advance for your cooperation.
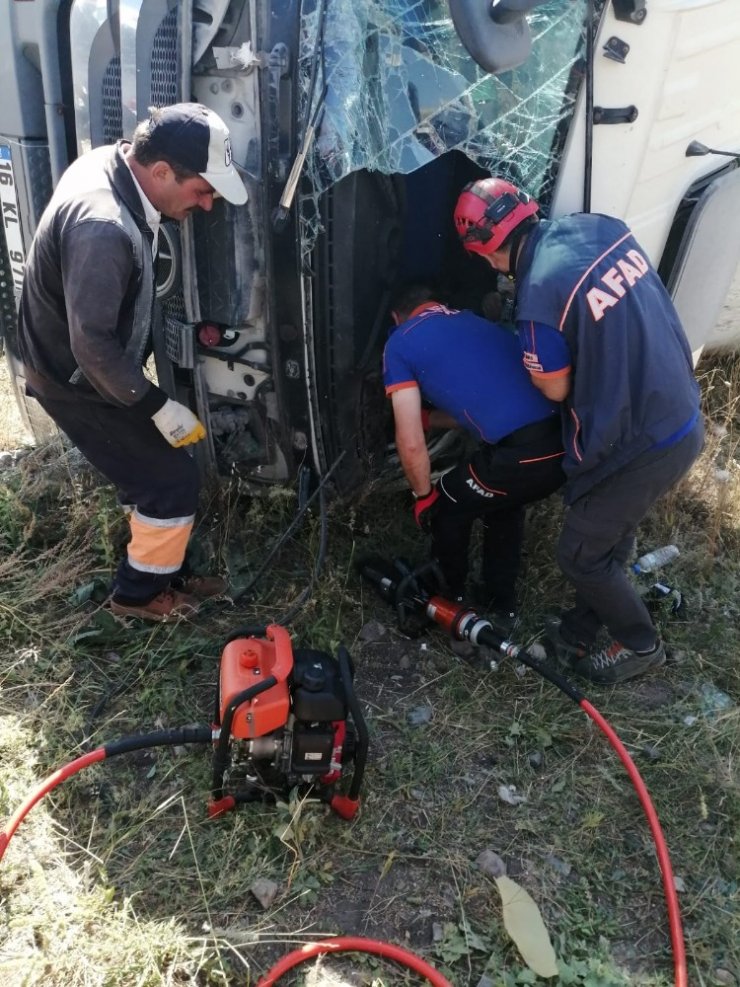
[152,398,206,447]
[412,486,441,534]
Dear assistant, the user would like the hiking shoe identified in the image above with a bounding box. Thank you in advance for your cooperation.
[108,589,200,622]
[176,574,228,600]
[544,616,587,664]
[570,639,666,685]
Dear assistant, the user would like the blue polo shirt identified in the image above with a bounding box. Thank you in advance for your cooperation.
[383,303,558,443]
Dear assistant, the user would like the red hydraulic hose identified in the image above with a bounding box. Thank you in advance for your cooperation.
[494,643,687,987]
[0,726,212,864]
[0,749,106,862]
[492,633,687,987]
[432,603,688,987]
[580,699,687,987]
[256,935,453,986]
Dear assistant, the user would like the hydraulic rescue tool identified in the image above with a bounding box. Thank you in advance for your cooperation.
[0,623,369,867]
[358,556,689,987]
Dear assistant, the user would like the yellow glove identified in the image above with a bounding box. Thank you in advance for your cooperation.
[152,399,206,447]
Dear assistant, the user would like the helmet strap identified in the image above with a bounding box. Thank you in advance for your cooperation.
[506,225,531,278]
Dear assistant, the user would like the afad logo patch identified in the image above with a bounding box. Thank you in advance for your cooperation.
[466,477,494,498]
[223,137,233,168]
[586,248,650,322]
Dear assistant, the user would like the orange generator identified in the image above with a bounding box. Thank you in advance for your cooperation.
[210,624,367,821]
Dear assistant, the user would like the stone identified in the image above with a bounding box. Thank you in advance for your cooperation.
[476,849,507,878]
[358,619,387,642]
[250,877,279,909]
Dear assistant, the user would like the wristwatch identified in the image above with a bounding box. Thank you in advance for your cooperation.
[412,488,432,500]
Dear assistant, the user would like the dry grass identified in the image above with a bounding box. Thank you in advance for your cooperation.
[0,358,32,451]
[0,354,738,986]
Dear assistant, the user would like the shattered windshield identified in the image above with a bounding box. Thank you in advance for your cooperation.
[301,0,586,209]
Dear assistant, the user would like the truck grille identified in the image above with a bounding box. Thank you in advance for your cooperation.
[150,8,179,106]
[102,58,122,145]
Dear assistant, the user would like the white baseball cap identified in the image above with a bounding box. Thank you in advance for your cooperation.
[144,102,248,205]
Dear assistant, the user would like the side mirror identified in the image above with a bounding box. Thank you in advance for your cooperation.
[448,0,550,74]
[685,140,739,159]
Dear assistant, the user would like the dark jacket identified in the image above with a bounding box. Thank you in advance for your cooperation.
[17,141,166,415]
[516,214,699,502]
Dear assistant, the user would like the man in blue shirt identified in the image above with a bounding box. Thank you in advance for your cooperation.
[454,178,703,683]
[384,283,565,619]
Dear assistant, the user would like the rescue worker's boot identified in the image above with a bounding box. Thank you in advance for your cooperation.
[571,639,666,685]
[108,589,200,622]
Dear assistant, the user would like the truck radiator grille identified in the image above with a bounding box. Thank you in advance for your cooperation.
[102,57,122,144]
[150,8,179,106]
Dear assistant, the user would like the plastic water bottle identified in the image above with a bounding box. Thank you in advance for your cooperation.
[632,544,680,574]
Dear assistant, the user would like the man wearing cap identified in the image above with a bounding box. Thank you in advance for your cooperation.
[453,177,703,683]
[17,103,248,622]
[384,283,565,623]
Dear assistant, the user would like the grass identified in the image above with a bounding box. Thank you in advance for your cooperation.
[0,353,738,986]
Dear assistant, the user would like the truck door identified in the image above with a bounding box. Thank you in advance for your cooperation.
[548,0,740,362]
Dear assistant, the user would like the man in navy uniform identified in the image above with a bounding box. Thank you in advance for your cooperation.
[455,177,703,682]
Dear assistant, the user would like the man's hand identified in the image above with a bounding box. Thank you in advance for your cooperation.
[413,486,441,533]
[152,398,206,447]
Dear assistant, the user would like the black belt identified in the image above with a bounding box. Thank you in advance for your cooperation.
[497,417,561,448]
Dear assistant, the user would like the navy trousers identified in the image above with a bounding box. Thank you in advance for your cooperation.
[34,393,200,601]
[431,420,565,610]
[557,421,704,651]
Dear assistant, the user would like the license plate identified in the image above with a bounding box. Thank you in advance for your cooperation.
[0,143,26,296]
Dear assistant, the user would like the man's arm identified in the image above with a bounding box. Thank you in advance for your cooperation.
[530,370,571,402]
[391,386,432,496]
[518,319,572,403]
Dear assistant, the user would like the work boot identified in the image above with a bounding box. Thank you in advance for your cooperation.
[175,574,229,600]
[544,616,587,664]
[570,639,666,685]
[108,589,200,622]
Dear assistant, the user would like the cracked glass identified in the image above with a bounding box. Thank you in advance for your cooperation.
[298,0,586,247]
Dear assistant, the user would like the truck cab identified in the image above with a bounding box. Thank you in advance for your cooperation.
[1,0,739,493]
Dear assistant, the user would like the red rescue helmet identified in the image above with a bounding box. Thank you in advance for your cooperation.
[454,177,538,256]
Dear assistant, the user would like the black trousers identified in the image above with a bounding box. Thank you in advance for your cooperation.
[557,421,704,651]
[34,393,200,601]
[431,421,565,610]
